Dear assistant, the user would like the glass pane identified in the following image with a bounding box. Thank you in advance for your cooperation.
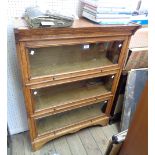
[32,75,114,111]
[36,101,108,135]
[28,41,123,78]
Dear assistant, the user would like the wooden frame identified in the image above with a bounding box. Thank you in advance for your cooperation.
[32,116,109,150]
[30,71,117,115]
[14,18,140,151]
[20,36,125,83]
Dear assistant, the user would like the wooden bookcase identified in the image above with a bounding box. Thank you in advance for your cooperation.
[14,18,140,151]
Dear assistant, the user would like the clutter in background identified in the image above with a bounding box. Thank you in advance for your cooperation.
[129,27,148,48]
[124,47,148,71]
[121,68,148,131]
[80,0,148,25]
[124,27,148,71]
[24,7,75,28]
[105,130,128,155]
[110,26,148,125]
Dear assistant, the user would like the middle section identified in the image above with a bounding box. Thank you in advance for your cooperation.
[30,73,116,118]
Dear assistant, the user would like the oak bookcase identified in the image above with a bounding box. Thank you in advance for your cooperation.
[14,18,140,151]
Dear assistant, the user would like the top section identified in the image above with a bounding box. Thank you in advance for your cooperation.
[14,18,141,42]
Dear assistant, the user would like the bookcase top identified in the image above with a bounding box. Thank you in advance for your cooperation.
[14,17,141,42]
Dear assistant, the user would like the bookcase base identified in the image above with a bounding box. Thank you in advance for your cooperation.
[32,116,109,151]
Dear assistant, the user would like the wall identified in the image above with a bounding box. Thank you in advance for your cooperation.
[7,0,79,135]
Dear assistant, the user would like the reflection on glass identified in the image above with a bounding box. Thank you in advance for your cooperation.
[36,101,108,135]
[32,75,114,111]
[28,41,123,77]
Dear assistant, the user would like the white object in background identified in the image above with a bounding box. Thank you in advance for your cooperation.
[30,50,35,55]
[129,28,148,48]
[80,0,139,10]
[119,44,122,48]
[83,44,90,49]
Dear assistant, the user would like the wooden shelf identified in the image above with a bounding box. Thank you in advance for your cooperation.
[33,76,113,112]
[30,57,113,78]
[36,101,107,136]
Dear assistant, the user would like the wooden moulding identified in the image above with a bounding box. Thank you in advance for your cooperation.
[14,18,141,42]
[32,115,109,151]
[25,36,126,48]
[27,68,119,89]
[32,94,113,119]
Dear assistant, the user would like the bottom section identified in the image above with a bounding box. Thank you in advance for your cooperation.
[36,101,108,136]
[32,115,109,151]
[30,101,110,151]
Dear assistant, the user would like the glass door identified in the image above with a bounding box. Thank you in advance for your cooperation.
[26,41,123,80]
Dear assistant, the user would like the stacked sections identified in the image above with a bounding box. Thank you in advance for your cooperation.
[22,40,123,144]
[25,40,123,141]
[14,19,140,150]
